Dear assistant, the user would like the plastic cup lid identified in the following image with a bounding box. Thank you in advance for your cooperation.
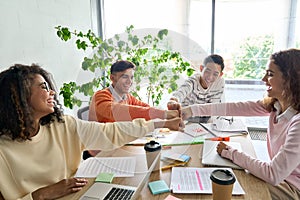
[210,169,236,185]
[144,140,161,152]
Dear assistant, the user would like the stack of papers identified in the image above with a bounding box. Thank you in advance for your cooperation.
[162,153,191,163]
[161,153,191,170]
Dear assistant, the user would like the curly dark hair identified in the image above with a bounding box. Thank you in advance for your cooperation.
[263,48,300,112]
[0,64,64,141]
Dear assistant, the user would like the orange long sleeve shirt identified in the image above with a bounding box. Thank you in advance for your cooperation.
[89,87,166,122]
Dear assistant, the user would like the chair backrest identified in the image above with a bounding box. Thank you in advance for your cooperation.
[87,94,97,122]
[77,106,90,121]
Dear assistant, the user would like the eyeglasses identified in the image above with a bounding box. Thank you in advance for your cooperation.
[216,116,234,125]
[40,81,50,92]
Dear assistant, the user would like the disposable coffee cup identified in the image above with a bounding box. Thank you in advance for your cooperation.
[210,169,236,200]
[144,140,161,171]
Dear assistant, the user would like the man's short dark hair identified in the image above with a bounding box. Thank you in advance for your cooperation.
[110,60,136,74]
[203,54,225,71]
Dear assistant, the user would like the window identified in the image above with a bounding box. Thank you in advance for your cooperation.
[94,0,299,80]
[91,0,299,102]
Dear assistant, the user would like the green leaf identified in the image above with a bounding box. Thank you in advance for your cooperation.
[158,29,168,40]
[187,68,195,76]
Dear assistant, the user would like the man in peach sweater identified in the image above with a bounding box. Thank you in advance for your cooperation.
[85,60,179,159]
[89,60,178,122]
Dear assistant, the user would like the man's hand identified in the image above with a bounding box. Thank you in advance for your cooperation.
[32,178,88,200]
[167,100,181,117]
[165,110,179,119]
[181,106,193,120]
[154,117,182,131]
[169,97,178,102]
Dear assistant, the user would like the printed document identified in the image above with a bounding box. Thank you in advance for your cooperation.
[75,157,136,178]
[170,167,245,195]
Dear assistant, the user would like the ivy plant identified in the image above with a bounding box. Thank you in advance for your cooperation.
[55,25,194,109]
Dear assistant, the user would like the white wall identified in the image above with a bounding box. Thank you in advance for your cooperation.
[0,0,92,114]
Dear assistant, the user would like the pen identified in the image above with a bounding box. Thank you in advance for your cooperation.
[198,123,219,137]
[161,161,188,170]
[205,137,230,141]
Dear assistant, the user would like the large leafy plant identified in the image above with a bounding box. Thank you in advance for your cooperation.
[55,25,194,108]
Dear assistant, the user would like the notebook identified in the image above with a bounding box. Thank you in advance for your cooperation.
[79,154,160,200]
[212,117,248,133]
[201,140,242,169]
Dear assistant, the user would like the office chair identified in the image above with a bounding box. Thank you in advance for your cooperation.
[77,106,97,160]
[77,106,90,121]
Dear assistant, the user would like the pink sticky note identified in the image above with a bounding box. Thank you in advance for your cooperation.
[164,194,182,200]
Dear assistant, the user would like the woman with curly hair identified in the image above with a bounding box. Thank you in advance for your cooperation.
[180,48,300,200]
[0,64,181,199]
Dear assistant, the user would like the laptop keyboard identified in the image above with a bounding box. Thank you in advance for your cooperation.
[103,187,135,200]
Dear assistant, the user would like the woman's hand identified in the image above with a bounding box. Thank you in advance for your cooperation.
[32,178,88,200]
[216,142,228,155]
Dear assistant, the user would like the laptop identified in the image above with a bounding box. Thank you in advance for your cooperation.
[79,154,160,200]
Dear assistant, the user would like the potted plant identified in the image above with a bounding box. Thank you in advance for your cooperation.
[55,25,194,109]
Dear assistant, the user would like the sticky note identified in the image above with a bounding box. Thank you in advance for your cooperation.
[164,194,182,200]
[95,172,114,183]
[148,180,170,195]
[163,153,191,162]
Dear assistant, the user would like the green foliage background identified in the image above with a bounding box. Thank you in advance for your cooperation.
[230,35,274,79]
[56,25,194,108]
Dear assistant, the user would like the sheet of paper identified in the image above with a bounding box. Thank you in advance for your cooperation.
[183,123,209,137]
[75,157,136,178]
[170,167,245,195]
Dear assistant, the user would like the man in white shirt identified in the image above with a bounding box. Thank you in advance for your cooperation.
[170,54,225,122]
